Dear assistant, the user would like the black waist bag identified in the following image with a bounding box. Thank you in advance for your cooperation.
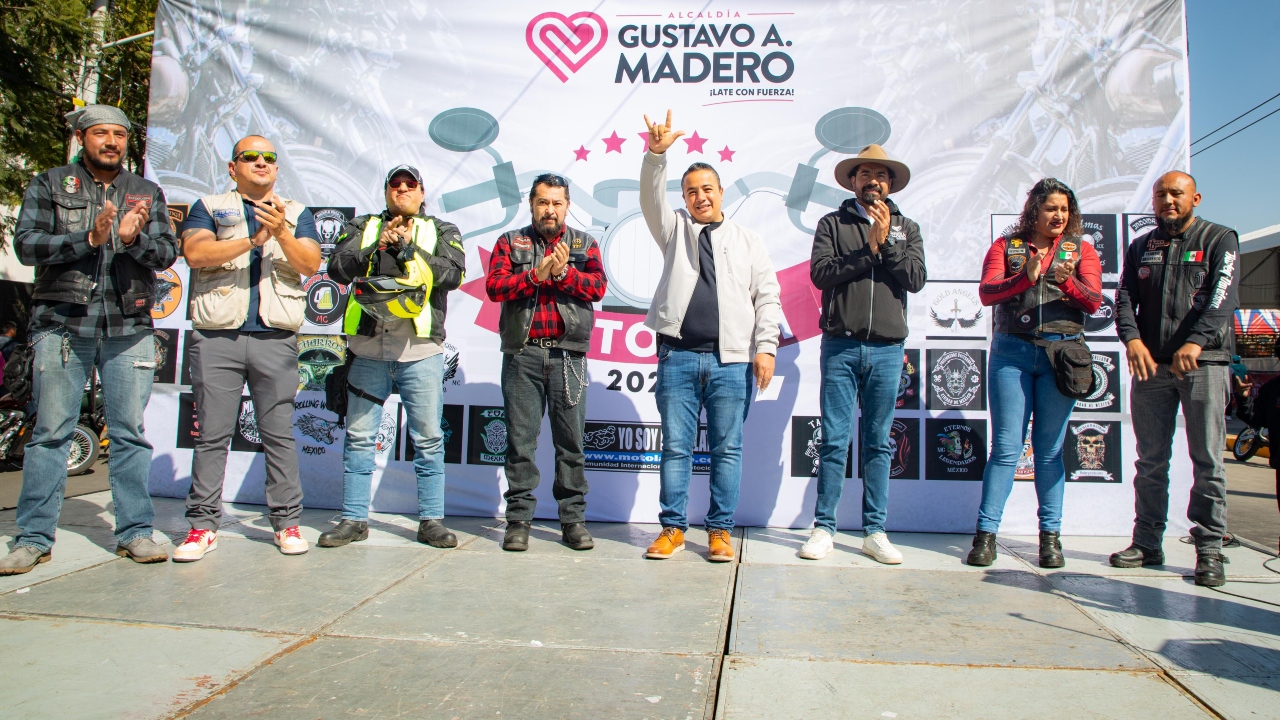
[1045,338,1096,399]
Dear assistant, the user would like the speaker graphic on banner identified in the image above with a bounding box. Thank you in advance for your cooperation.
[1065,421,1122,482]
[926,418,987,480]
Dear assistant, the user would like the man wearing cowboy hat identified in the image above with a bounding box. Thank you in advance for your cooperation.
[799,144,927,564]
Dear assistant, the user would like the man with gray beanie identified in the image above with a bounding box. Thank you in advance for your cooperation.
[2,105,178,575]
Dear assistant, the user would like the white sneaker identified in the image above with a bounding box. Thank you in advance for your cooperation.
[861,532,903,565]
[275,526,309,555]
[172,528,217,562]
[799,527,834,560]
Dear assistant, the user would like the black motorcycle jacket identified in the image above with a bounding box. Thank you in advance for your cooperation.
[1116,217,1239,364]
[810,197,927,343]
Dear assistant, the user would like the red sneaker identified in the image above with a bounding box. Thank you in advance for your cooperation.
[274,526,309,555]
[172,528,217,562]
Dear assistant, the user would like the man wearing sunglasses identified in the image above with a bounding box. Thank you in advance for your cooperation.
[2,105,178,575]
[320,165,465,549]
[174,135,322,561]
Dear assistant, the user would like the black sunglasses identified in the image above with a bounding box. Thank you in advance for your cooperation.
[387,178,420,190]
[234,150,278,164]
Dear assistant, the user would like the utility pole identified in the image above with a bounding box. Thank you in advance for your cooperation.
[68,0,110,161]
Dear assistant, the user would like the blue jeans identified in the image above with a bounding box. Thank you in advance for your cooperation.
[814,336,904,535]
[655,345,753,531]
[17,330,156,551]
[341,354,446,521]
[976,333,1079,533]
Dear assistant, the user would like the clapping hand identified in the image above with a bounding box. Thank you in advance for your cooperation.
[535,242,570,282]
[88,202,118,248]
[117,200,149,246]
[1025,250,1043,283]
[643,109,686,155]
[1053,258,1076,285]
[252,194,290,240]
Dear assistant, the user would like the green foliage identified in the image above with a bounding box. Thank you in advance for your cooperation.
[0,0,157,247]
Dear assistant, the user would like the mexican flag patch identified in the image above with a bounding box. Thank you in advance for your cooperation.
[1182,250,1203,262]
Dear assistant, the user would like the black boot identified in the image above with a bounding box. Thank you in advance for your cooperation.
[1109,544,1165,568]
[1038,531,1064,568]
[318,520,368,548]
[503,521,531,551]
[966,531,997,566]
[561,522,594,550]
[1195,551,1226,587]
[417,519,458,548]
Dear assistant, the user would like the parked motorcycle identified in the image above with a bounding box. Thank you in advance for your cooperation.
[1233,425,1270,463]
[0,372,107,476]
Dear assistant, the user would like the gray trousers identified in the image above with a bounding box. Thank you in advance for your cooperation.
[1129,363,1229,551]
[188,330,302,532]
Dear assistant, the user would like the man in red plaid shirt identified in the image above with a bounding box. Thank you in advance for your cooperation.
[486,174,607,552]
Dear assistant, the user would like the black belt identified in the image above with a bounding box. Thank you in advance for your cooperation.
[526,337,558,348]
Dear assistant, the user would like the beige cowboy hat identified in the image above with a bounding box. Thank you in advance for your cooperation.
[834,144,911,194]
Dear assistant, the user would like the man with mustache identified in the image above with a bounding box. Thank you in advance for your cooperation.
[2,105,178,574]
[800,144,927,564]
[486,174,607,552]
[174,135,322,560]
[639,111,782,563]
[1113,172,1239,587]
[320,165,465,550]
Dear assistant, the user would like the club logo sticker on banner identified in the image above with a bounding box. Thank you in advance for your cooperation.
[398,404,463,463]
[790,417,854,478]
[897,349,920,410]
[926,287,985,339]
[308,207,354,257]
[928,349,985,410]
[294,410,343,454]
[1085,291,1117,338]
[152,329,178,384]
[1075,352,1121,412]
[1065,421,1121,482]
[858,418,920,480]
[1014,422,1034,480]
[926,419,987,480]
[582,421,709,473]
[297,335,346,392]
[176,394,262,452]
[167,203,189,239]
[152,268,184,319]
[467,406,509,465]
[1081,214,1118,275]
[303,273,349,326]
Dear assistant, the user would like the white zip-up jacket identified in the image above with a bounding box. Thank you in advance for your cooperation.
[640,151,782,363]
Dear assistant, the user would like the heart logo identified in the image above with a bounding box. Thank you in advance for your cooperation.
[526,12,609,83]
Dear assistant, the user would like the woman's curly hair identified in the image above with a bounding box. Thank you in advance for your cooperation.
[1011,178,1082,240]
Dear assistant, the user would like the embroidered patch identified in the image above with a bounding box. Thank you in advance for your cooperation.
[889,227,907,242]
[571,236,584,250]
[1182,250,1204,263]
[124,193,150,210]
[212,208,240,227]
[1008,256,1026,272]
[1137,266,1151,280]
[1009,238,1023,248]
[1061,241,1077,252]
[1193,271,1206,287]
[61,176,81,194]
[1007,245,1027,255]
[1147,236,1170,250]
[511,235,532,251]
[1141,251,1164,264]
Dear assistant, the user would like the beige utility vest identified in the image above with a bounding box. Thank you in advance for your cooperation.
[189,191,309,331]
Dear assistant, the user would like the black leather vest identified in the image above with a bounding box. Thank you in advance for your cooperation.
[497,225,597,354]
[992,235,1086,336]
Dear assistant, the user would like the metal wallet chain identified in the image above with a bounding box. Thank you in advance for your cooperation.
[562,352,587,407]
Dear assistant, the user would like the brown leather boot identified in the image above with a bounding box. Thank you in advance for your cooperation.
[645,527,685,559]
[707,529,734,563]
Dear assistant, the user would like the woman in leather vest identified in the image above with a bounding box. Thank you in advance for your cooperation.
[967,178,1103,568]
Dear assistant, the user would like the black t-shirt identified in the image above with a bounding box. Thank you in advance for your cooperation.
[663,222,721,354]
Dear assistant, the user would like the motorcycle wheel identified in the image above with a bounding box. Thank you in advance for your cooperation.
[67,423,100,476]
[1233,429,1259,462]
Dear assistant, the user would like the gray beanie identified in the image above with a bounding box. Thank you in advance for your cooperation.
[66,104,132,132]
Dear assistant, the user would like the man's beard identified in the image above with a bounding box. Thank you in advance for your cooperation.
[84,149,122,173]
[858,185,882,206]
[536,216,564,238]
[1156,210,1192,235]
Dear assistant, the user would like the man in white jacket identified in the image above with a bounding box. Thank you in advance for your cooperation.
[639,111,782,563]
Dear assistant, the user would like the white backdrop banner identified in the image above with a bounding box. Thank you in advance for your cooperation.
[144,0,1193,534]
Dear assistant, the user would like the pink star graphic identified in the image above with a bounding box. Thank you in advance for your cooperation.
[602,132,626,153]
[718,146,736,162]
[637,132,652,153]
[573,145,590,161]
[683,131,708,154]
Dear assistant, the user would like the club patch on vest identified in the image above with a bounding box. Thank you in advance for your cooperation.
[124,193,150,210]
[1138,266,1151,280]
[61,176,81,194]
[571,236,584,250]
[1008,256,1026,272]
[1009,237,1023,248]
[1146,236,1170,250]
[212,208,240,226]
[511,235,532,251]
[1141,251,1164,264]
[1061,241,1077,252]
